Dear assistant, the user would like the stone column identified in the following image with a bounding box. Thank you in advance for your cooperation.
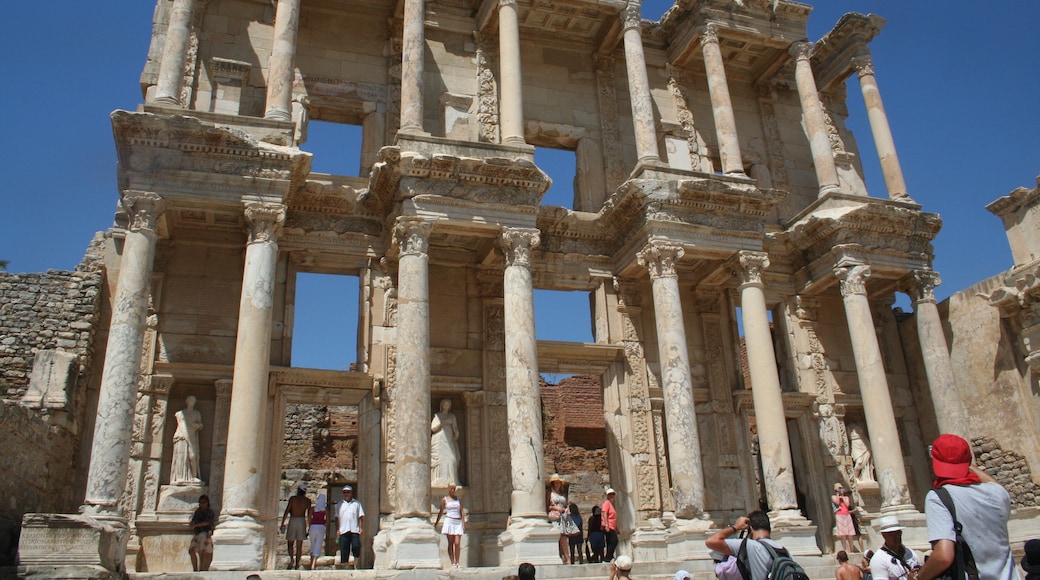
[212,202,285,571]
[498,0,525,144]
[637,243,705,518]
[621,2,660,165]
[501,228,546,518]
[82,192,165,516]
[735,252,800,516]
[264,0,301,121]
[790,42,840,196]
[902,270,969,439]
[400,0,426,132]
[380,217,440,568]
[834,262,913,511]
[153,0,197,105]
[392,218,433,518]
[701,24,744,175]
[851,55,912,203]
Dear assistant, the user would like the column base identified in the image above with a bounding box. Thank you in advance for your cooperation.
[661,517,713,560]
[372,516,441,569]
[18,513,128,578]
[264,108,292,122]
[209,514,265,571]
[496,516,563,566]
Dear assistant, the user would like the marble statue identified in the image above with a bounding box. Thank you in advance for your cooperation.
[430,398,461,487]
[172,395,203,484]
[848,422,876,485]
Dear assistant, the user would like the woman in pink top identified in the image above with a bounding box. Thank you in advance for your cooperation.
[601,488,618,561]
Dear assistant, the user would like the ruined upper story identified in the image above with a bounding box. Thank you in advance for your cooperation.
[135,0,906,224]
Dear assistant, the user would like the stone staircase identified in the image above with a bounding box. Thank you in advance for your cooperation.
[128,555,849,580]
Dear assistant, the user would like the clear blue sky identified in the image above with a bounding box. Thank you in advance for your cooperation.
[1,2,1037,365]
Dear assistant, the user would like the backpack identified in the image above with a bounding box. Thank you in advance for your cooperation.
[737,538,810,580]
[933,487,980,580]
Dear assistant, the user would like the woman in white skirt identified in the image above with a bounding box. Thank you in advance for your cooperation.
[434,484,465,568]
[548,474,579,563]
[308,494,327,570]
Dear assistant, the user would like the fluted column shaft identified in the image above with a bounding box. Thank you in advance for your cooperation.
[852,55,911,202]
[904,270,969,438]
[790,42,840,195]
[393,218,433,518]
[622,3,660,164]
[701,25,743,175]
[638,244,704,518]
[498,0,525,144]
[400,0,426,132]
[83,192,165,514]
[501,228,545,518]
[220,203,285,536]
[835,263,912,511]
[154,0,196,105]
[737,252,798,512]
[264,0,301,121]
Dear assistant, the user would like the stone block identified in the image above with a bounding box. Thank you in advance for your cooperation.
[18,513,127,578]
[22,350,78,410]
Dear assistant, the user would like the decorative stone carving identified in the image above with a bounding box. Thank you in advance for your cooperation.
[393,217,431,256]
[474,34,500,143]
[638,244,684,279]
[499,228,540,267]
[430,399,461,487]
[244,202,286,243]
[835,263,870,297]
[171,395,203,484]
[737,252,769,286]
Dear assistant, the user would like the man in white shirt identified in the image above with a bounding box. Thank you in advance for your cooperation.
[869,515,921,580]
[336,485,365,568]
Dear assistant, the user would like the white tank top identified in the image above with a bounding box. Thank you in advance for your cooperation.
[444,497,462,520]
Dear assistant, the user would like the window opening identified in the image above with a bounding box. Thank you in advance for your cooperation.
[291,272,359,371]
[534,147,578,209]
[302,120,363,177]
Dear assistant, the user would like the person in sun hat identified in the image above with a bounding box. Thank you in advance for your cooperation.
[868,515,920,580]
[601,487,619,561]
[917,434,1018,580]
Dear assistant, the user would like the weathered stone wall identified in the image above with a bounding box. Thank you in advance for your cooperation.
[0,269,102,399]
[282,404,358,472]
[974,436,1040,508]
[542,376,609,511]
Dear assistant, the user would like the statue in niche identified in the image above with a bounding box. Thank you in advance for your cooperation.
[430,399,461,487]
[816,404,848,458]
[848,422,876,485]
[172,395,203,484]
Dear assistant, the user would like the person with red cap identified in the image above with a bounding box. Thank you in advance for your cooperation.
[917,434,1019,580]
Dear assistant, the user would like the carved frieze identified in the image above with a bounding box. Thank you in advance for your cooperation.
[474,35,500,144]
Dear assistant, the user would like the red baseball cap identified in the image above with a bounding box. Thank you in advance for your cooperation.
[931,434,971,478]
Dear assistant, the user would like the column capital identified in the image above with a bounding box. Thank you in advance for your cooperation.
[901,269,941,305]
[834,262,871,297]
[499,0,517,7]
[121,192,166,233]
[851,54,874,78]
[638,243,684,279]
[621,2,642,31]
[499,227,540,267]
[701,23,720,45]
[736,251,769,287]
[393,217,432,257]
[788,41,812,61]
[244,202,286,244]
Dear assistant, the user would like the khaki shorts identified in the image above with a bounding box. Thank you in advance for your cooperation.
[287,516,307,541]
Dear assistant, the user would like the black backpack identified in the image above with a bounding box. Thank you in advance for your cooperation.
[933,487,980,580]
[736,537,810,580]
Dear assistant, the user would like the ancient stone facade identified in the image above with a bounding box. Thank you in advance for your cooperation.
[11,0,1040,576]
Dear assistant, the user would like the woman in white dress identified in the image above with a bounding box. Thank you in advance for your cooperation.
[434,483,465,568]
[548,474,579,563]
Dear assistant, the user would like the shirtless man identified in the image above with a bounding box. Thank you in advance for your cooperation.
[280,485,312,569]
[836,551,864,580]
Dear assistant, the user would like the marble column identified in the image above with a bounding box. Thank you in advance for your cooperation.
[379,218,440,569]
[501,228,546,519]
[834,262,913,511]
[153,0,197,105]
[902,270,969,439]
[212,202,285,571]
[399,0,426,132]
[735,252,800,516]
[790,42,840,196]
[637,243,705,518]
[82,192,165,516]
[851,55,913,203]
[621,2,660,165]
[264,0,301,121]
[498,0,525,144]
[701,24,744,175]
[392,218,433,519]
